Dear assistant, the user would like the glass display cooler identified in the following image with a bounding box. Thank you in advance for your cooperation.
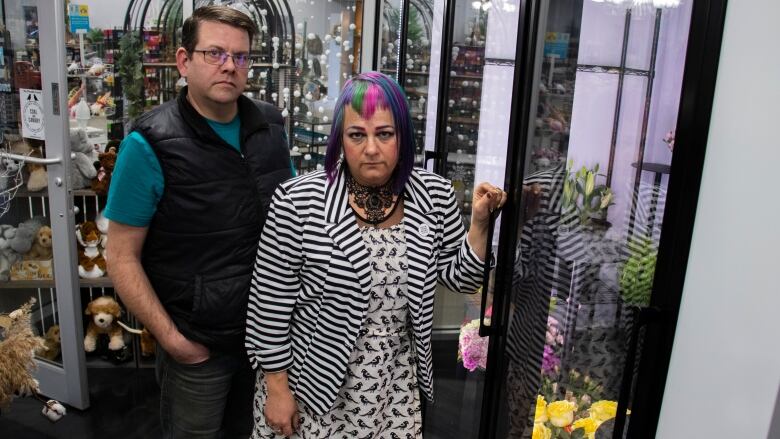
[379,0,727,438]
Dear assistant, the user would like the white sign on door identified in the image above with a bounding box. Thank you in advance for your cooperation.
[20,88,45,140]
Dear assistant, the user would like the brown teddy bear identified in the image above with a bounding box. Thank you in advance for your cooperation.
[23,225,52,260]
[34,324,61,361]
[91,147,116,196]
[25,141,48,193]
[76,221,106,278]
[83,296,125,352]
[116,322,157,357]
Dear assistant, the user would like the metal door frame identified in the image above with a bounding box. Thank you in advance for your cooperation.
[477,0,728,437]
[33,0,89,410]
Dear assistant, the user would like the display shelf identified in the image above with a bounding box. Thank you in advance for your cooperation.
[141,62,177,68]
[293,115,331,145]
[0,278,113,289]
[448,116,480,126]
[81,278,113,288]
[14,189,102,198]
[576,64,650,77]
[67,63,114,79]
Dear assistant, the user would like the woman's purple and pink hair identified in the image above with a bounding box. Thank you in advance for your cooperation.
[324,71,415,194]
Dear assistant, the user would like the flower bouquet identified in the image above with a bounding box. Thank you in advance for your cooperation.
[457,306,491,372]
[533,395,618,439]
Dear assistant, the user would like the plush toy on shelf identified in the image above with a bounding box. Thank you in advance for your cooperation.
[24,142,48,193]
[34,324,61,361]
[23,225,52,260]
[91,146,116,196]
[68,128,99,190]
[9,216,47,256]
[0,225,21,281]
[76,220,106,278]
[116,322,157,357]
[0,155,22,192]
[83,296,125,352]
[95,210,109,258]
[7,137,47,192]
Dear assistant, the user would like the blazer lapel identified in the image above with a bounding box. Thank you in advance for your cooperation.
[324,167,373,295]
[402,171,436,323]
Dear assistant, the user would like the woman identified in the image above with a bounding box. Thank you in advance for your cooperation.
[245,71,506,438]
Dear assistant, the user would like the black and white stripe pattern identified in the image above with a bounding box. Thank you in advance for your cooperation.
[505,165,588,434]
[245,166,483,416]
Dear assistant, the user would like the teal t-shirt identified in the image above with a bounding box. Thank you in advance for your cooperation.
[106,116,297,227]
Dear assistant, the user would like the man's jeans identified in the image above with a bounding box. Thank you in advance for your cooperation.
[156,346,254,439]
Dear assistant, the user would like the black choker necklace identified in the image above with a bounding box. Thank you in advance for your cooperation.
[346,174,396,224]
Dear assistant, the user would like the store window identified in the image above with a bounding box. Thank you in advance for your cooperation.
[191,0,363,175]
[377,0,434,164]
[115,0,363,175]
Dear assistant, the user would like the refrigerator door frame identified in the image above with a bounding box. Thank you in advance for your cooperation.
[477,0,729,438]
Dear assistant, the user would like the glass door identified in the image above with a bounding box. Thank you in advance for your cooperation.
[377,0,436,166]
[482,0,720,438]
[0,0,89,409]
[420,0,522,437]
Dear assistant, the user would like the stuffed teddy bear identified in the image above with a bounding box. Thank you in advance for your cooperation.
[94,210,109,261]
[115,321,156,357]
[68,128,99,190]
[76,220,106,278]
[83,296,125,352]
[25,141,48,192]
[34,324,61,361]
[0,224,21,281]
[6,138,46,192]
[91,147,116,196]
[23,225,52,260]
[9,216,47,255]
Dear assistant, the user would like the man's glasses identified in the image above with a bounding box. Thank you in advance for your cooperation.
[191,49,253,69]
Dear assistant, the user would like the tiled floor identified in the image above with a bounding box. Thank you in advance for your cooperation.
[0,339,476,439]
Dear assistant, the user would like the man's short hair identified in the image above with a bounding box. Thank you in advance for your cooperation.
[181,5,258,55]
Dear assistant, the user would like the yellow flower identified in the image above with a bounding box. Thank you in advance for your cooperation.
[589,400,618,422]
[532,422,552,439]
[546,400,576,427]
[534,395,548,423]
[572,417,599,439]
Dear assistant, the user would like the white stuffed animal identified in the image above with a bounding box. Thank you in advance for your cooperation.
[68,128,98,189]
[0,225,21,281]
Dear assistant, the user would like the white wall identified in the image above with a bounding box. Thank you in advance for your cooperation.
[656,1,780,438]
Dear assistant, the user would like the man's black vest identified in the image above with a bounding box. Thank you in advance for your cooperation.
[132,87,292,353]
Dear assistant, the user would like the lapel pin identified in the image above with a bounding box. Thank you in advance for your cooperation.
[419,224,431,237]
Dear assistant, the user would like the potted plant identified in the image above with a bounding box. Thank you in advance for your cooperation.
[561,160,614,233]
[619,236,657,307]
[117,31,144,119]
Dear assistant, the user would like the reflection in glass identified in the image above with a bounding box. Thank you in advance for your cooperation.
[498,1,693,437]
[378,0,433,165]
[0,3,63,367]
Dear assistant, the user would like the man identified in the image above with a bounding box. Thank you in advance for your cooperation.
[105,6,292,438]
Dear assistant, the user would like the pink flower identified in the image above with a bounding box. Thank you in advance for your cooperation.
[458,319,489,371]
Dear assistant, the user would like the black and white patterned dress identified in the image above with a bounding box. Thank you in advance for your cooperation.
[252,222,423,439]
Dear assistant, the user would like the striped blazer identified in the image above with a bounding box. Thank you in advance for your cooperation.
[245,166,484,415]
